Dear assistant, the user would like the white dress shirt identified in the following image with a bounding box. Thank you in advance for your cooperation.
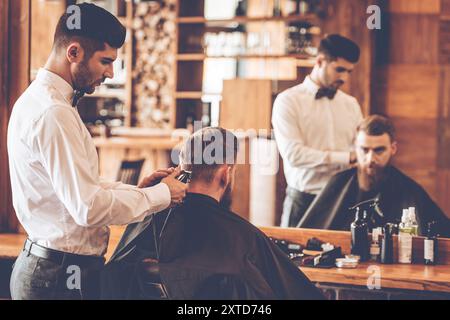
[272,76,363,195]
[7,68,171,256]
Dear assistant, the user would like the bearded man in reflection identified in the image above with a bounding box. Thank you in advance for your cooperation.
[298,115,450,237]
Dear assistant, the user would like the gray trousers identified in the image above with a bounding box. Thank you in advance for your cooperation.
[280,187,316,228]
[10,249,105,300]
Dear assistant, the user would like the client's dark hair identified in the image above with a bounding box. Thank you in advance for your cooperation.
[179,127,239,183]
[319,34,360,63]
[357,115,396,142]
[53,2,126,58]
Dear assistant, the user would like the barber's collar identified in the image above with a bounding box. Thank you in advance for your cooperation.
[302,76,322,95]
[303,76,339,99]
[35,68,75,105]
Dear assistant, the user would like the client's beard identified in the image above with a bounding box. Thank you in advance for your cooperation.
[357,164,387,192]
[219,183,233,211]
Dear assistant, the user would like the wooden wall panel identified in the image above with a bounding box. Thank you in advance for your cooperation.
[438,66,450,168]
[388,0,441,14]
[322,0,377,115]
[441,0,450,15]
[230,137,251,221]
[389,14,439,64]
[391,117,438,201]
[377,65,440,119]
[2,0,31,232]
[30,0,66,79]
[0,0,10,232]
[437,170,450,218]
[373,0,449,216]
[9,0,31,108]
[440,20,450,64]
[392,118,438,168]
[221,79,272,131]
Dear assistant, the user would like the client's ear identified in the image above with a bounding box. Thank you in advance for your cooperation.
[217,165,229,188]
[317,53,326,67]
[391,141,398,156]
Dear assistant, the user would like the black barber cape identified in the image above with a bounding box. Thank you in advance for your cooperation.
[297,167,450,237]
[101,193,323,300]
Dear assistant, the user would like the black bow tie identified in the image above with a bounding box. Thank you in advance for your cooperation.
[72,90,85,107]
[315,87,337,100]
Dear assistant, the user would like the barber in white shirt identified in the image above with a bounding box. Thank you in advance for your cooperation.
[7,3,187,300]
[272,34,363,228]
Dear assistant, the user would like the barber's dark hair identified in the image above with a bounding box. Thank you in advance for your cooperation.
[357,115,396,142]
[319,34,360,63]
[53,2,126,58]
[179,127,239,183]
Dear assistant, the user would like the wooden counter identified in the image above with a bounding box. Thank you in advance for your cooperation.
[300,262,450,293]
[1,226,449,296]
[260,226,450,295]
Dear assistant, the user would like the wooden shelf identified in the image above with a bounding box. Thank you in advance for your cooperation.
[85,89,126,100]
[175,91,203,99]
[176,53,315,61]
[297,58,316,67]
[176,14,318,24]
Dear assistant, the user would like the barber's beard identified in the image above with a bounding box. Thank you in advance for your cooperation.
[73,59,96,94]
[219,183,233,211]
[357,165,387,192]
[321,69,343,90]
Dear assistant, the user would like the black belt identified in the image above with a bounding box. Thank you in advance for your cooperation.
[286,187,316,199]
[23,239,105,267]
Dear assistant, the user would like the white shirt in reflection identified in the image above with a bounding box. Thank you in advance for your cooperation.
[272,76,363,196]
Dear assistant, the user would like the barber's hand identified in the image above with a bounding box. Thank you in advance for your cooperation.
[138,168,175,188]
[349,151,357,167]
[161,167,188,207]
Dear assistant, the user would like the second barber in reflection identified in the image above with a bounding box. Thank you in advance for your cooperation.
[272,34,363,227]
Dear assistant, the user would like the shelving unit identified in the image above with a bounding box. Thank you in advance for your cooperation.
[173,0,324,130]
[176,53,316,60]
[176,14,318,24]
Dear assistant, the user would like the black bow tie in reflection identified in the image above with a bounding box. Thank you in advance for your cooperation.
[72,90,85,107]
[315,87,337,100]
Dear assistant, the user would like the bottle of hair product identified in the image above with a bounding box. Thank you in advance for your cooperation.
[408,207,419,236]
[398,209,413,264]
[370,227,382,262]
[282,0,297,16]
[351,209,370,262]
[424,221,438,265]
[381,223,396,264]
